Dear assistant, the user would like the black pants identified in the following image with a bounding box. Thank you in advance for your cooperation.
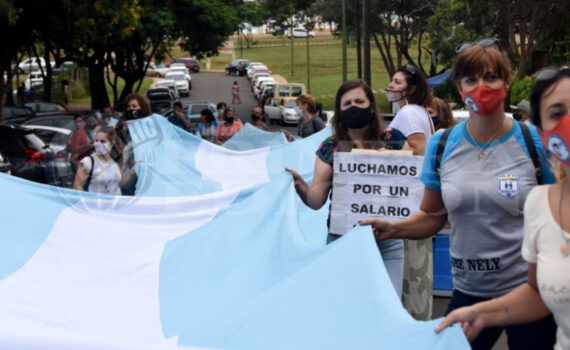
[445,289,556,350]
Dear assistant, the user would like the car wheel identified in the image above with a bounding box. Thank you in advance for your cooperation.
[280,114,286,125]
[225,69,230,75]
[189,82,192,90]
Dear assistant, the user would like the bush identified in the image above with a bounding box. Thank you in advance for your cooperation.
[509,76,534,105]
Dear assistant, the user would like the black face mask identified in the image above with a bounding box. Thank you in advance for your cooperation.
[341,106,373,129]
[85,123,97,130]
[224,116,235,124]
[432,117,440,127]
[251,114,261,122]
[126,109,140,120]
[513,113,522,121]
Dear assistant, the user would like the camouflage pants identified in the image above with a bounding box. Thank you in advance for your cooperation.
[401,238,433,320]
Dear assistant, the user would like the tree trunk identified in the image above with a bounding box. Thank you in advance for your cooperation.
[355,0,362,79]
[42,40,53,102]
[362,0,371,85]
[88,56,110,110]
[118,77,137,103]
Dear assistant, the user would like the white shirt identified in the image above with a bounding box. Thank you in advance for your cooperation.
[389,104,434,139]
[80,154,122,195]
[523,185,570,350]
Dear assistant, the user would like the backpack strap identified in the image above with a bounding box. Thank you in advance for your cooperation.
[518,121,542,184]
[435,127,453,175]
[84,155,94,190]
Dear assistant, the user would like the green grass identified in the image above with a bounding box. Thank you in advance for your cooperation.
[209,53,233,71]
[233,38,433,111]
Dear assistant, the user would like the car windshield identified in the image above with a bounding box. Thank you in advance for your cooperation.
[166,75,184,81]
[284,101,297,108]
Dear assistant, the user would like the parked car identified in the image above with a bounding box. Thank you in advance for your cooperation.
[246,62,264,78]
[25,101,69,116]
[165,102,218,132]
[253,77,275,97]
[150,100,174,116]
[0,124,56,185]
[21,125,74,188]
[18,57,55,73]
[25,71,44,89]
[451,109,513,124]
[248,65,269,80]
[265,97,300,125]
[146,87,176,102]
[257,82,275,104]
[19,114,76,132]
[225,59,251,76]
[286,28,315,39]
[274,83,306,98]
[145,62,169,77]
[2,105,36,124]
[0,150,11,175]
[270,27,285,36]
[171,58,200,73]
[154,80,181,101]
[167,67,192,89]
[164,72,190,96]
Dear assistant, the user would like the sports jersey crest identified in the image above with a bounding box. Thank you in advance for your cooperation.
[497,174,520,199]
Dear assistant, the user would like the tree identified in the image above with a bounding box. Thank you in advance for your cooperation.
[107,0,176,105]
[173,0,241,59]
[264,0,316,75]
[0,0,36,121]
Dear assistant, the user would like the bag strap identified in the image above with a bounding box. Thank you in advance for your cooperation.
[86,155,94,187]
[435,127,453,175]
[518,121,542,184]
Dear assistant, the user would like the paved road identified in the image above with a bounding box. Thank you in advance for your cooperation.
[180,72,297,134]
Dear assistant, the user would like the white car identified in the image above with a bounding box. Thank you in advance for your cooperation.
[286,28,315,39]
[265,97,300,125]
[164,72,190,96]
[155,80,180,100]
[253,77,275,97]
[167,67,192,89]
[146,63,169,77]
[25,71,44,89]
[246,62,264,78]
[251,71,270,88]
[18,57,55,73]
[452,109,513,124]
[248,65,269,80]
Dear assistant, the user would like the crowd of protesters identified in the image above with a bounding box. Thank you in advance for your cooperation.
[61,37,570,349]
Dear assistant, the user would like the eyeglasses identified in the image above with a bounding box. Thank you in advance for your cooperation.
[455,38,501,54]
[533,65,570,81]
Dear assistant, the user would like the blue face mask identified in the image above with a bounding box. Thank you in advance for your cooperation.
[341,106,373,129]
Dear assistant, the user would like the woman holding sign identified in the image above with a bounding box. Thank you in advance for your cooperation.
[361,40,557,349]
[436,66,570,350]
[286,79,407,297]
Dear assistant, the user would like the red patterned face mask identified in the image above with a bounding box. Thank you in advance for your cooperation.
[542,114,570,166]
[461,85,506,116]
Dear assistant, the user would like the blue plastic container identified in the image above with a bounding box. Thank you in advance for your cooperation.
[433,233,453,294]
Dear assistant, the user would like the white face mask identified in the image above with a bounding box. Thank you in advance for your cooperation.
[94,141,110,155]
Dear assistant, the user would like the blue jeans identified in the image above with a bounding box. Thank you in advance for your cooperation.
[327,234,404,298]
[445,289,556,350]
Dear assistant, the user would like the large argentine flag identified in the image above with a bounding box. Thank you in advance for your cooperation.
[0,116,469,349]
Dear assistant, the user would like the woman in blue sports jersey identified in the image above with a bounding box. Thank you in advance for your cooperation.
[361,40,557,349]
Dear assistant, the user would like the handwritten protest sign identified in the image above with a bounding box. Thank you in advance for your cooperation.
[330,151,424,235]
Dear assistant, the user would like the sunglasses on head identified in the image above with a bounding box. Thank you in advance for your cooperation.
[532,65,570,81]
[455,38,501,55]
